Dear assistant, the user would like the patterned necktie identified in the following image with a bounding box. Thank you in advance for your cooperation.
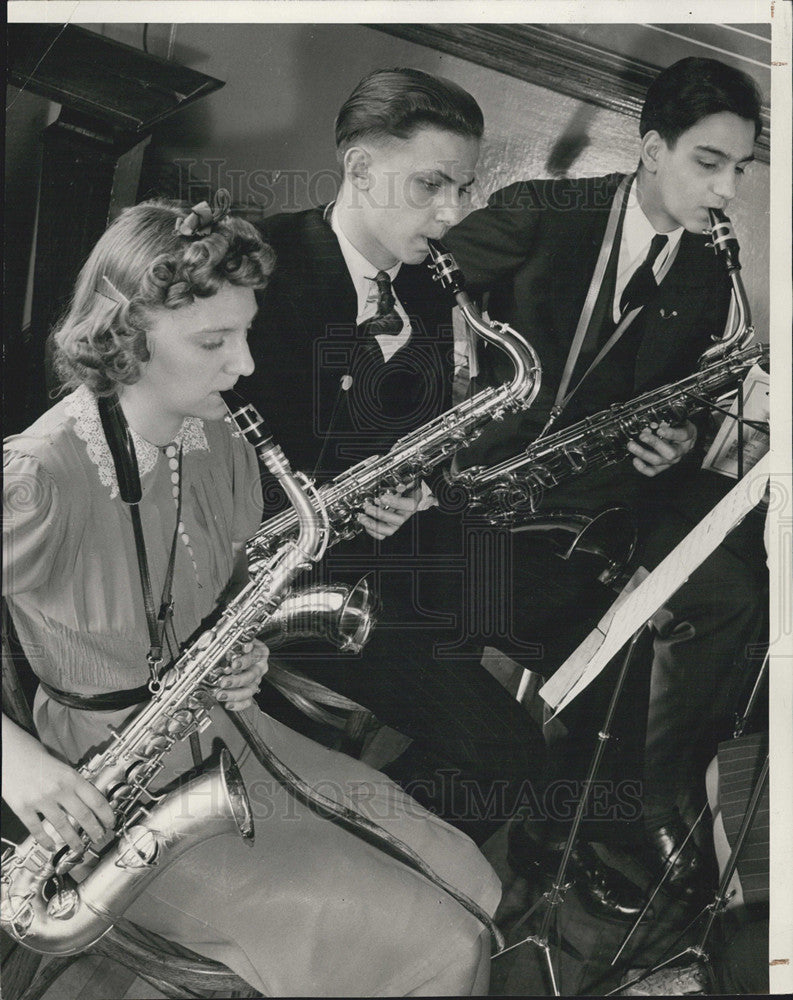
[619,233,668,314]
[358,271,403,337]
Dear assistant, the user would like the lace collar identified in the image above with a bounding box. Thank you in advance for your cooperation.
[65,385,209,498]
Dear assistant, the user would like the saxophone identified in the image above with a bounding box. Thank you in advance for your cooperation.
[247,239,542,562]
[0,404,362,955]
[451,208,766,584]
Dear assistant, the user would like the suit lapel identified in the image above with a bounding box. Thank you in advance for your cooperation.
[551,173,626,345]
[301,207,358,327]
[393,260,447,340]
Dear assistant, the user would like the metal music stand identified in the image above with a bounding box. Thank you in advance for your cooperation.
[493,450,769,995]
[607,648,770,992]
[493,625,650,996]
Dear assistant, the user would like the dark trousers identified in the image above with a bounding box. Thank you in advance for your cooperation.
[494,531,651,853]
[640,497,768,830]
[258,506,546,846]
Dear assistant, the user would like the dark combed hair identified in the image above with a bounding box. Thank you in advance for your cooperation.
[54,199,275,395]
[334,67,484,155]
[640,57,763,145]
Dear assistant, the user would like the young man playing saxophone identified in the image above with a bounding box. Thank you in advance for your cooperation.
[241,67,546,849]
[445,57,765,917]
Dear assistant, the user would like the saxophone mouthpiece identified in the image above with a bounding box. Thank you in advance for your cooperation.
[426,237,444,259]
[221,393,289,474]
[708,208,741,272]
[426,239,466,295]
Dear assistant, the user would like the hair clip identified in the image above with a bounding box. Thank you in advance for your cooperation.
[174,188,232,237]
[96,275,129,307]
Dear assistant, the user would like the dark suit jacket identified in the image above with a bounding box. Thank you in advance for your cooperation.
[444,173,732,485]
[240,207,456,486]
[236,208,545,771]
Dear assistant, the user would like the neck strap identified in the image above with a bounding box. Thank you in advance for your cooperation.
[541,175,679,438]
[97,395,182,689]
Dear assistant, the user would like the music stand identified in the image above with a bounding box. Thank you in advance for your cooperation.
[606,752,768,997]
[494,454,769,995]
[610,648,769,967]
[493,625,649,996]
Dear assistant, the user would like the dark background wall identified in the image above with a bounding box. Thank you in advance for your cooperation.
[5,21,771,382]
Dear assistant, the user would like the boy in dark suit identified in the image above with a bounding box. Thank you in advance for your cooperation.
[241,69,546,849]
[445,57,764,914]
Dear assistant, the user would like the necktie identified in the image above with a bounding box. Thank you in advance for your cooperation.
[619,233,668,314]
[358,271,403,337]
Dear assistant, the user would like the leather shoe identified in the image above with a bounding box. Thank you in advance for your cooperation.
[508,828,645,920]
[643,812,707,902]
[567,841,646,920]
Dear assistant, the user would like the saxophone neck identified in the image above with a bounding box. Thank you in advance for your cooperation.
[426,239,542,409]
[700,208,754,366]
[225,398,324,568]
[259,441,323,565]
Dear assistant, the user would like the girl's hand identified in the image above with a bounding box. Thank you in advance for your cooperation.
[2,716,115,852]
[214,639,270,711]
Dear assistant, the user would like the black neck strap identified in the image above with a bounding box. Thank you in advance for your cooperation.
[97,394,182,689]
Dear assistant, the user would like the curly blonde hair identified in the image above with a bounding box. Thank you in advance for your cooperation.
[53,199,275,395]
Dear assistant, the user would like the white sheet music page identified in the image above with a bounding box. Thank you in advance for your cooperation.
[702,364,770,477]
[540,453,770,717]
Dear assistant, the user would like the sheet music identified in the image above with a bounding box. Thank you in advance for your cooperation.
[540,453,770,716]
[702,364,770,477]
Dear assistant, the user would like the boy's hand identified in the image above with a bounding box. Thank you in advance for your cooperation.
[627,420,697,477]
[357,486,423,539]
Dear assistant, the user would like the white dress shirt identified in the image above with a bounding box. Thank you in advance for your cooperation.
[330,206,412,362]
[329,205,436,508]
[613,178,684,322]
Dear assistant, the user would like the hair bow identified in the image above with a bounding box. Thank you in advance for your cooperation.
[175,188,232,237]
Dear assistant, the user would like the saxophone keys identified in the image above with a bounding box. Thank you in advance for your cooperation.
[1,881,36,935]
[46,886,80,921]
[143,734,172,756]
[164,709,194,736]
[116,826,159,870]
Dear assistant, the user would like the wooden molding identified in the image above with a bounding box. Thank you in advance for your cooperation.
[371,24,770,162]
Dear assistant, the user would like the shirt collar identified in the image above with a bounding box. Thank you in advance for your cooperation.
[329,203,402,318]
[65,385,208,499]
[623,176,684,264]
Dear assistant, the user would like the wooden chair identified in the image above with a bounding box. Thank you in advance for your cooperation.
[1,612,261,1000]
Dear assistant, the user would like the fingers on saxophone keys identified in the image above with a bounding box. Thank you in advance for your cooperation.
[358,513,397,538]
[62,801,105,848]
[25,814,62,853]
[39,811,88,854]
